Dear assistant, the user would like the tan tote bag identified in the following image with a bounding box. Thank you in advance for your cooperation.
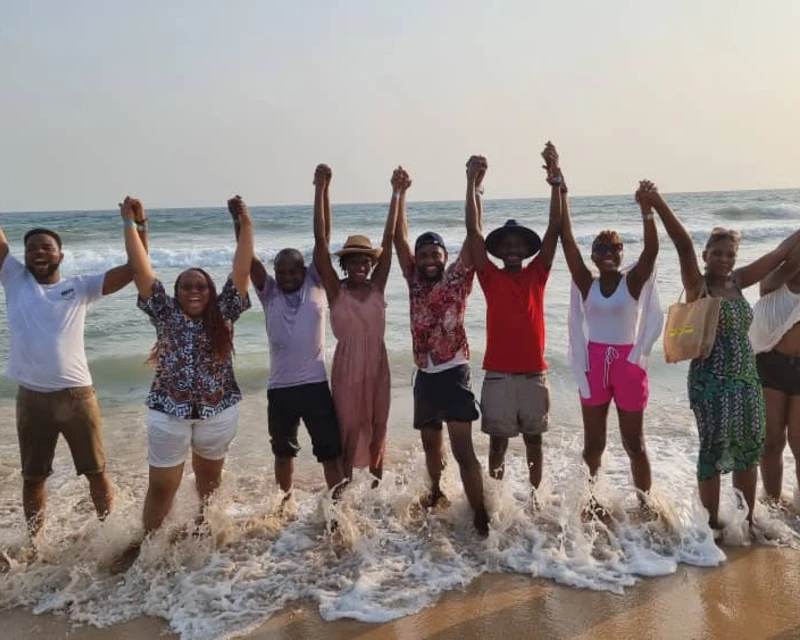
[663,290,722,363]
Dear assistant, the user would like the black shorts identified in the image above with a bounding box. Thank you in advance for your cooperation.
[757,350,800,396]
[413,364,480,430]
[267,381,342,462]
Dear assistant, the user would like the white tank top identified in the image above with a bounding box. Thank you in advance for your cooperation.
[750,284,800,353]
[584,277,639,345]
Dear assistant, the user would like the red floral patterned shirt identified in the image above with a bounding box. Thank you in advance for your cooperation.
[403,257,474,368]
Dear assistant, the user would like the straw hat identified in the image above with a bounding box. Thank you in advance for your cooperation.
[334,234,383,260]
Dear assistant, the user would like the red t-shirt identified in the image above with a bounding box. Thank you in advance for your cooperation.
[477,257,550,373]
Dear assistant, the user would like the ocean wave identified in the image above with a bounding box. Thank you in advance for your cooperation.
[711,204,800,221]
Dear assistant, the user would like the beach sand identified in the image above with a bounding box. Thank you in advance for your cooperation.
[5,546,799,640]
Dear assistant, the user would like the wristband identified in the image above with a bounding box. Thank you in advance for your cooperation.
[392,191,400,199]
[642,213,654,221]
[123,219,136,228]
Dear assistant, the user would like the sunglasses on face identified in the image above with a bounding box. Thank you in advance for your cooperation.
[592,243,623,255]
[179,282,209,293]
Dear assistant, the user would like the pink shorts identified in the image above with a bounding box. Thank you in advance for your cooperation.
[581,342,649,412]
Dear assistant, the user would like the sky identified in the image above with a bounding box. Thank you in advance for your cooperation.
[1,1,799,212]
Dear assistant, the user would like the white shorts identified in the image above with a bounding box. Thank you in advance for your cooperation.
[147,404,240,468]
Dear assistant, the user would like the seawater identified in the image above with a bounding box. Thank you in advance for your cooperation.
[1,189,800,639]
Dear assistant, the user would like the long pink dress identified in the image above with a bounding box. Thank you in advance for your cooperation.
[330,283,390,472]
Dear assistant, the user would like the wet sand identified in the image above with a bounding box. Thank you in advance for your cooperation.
[5,546,799,639]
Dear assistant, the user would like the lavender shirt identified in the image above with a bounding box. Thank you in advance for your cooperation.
[256,263,328,390]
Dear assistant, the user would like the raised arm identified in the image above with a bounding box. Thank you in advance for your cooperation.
[538,143,563,270]
[393,167,414,277]
[372,167,409,292]
[760,241,800,296]
[0,224,10,272]
[464,155,488,271]
[650,189,704,300]
[311,164,340,302]
[230,200,267,291]
[227,196,254,296]
[102,204,149,296]
[625,180,660,300]
[120,196,157,299]
[735,227,800,290]
[549,149,592,297]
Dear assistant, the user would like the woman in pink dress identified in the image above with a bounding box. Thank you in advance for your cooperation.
[312,164,409,481]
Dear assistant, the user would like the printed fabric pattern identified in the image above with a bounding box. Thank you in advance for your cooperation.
[406,259,474,368]
[688,297,765,481]
[138,278,250,419]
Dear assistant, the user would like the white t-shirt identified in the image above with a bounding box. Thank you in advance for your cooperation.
[0,255,105,391]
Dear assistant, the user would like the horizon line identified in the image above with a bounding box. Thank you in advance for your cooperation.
[1,185,798,216]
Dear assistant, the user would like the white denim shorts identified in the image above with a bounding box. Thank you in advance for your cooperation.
[147,404,239,468]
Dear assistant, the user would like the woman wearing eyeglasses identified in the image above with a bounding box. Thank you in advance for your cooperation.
[112,195,253,572]
[555,162,663,516]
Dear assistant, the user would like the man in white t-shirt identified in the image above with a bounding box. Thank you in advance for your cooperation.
[0,218,147,541]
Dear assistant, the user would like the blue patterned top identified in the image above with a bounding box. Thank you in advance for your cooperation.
[138,278,250,419]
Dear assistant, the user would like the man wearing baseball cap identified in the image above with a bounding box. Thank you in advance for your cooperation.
[394,173,489,536]
[465,146,562,497]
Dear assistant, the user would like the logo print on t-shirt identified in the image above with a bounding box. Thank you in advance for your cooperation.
[60,287,76,300]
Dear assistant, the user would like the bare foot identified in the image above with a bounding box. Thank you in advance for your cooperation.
[582,496,612,525]
[473,508,490,537]
[110,542,141,575]
[419,489,447,510]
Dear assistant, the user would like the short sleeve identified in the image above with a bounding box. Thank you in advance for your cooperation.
[446,257,475,296]
[137,279,175,321]
[476,259,499,290]
[0,254,26,289]
[76,273,105,304]
[256,274,276,310]
[524,254,551,288]
[307,262,322,286]
[218,277,251,323]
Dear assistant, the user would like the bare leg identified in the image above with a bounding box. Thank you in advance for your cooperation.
[322,458,345,492]
[85,471,113,520]
[274,456,294,494]
[581,403,610,478]
[111,464,183,574]
[698,474,721,529]
[488,436,509,480]
[446,420,488,536]
[421,427,445,501]
[787,396,800,500]
[22,479,47,538]
[732,466,758,525]
[142,464,185,533]
[761,387,788,502]
[191,452,225,519]
[522,433,543,489]
[617,408,652,493]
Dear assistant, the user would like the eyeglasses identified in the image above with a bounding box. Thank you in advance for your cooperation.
[592,243,623,255]
[179,282,209,293]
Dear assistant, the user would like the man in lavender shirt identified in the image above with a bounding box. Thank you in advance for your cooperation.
[231,211,344,498]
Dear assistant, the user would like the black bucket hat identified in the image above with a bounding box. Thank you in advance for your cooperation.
[485,219,542,259]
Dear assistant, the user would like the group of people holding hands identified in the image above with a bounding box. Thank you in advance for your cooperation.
[3,142,800,573]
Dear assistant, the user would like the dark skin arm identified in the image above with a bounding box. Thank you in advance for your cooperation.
[393,168,415,278]
[650,191,704,302]
[230,200,267,292]
[103,200,150,295]
[550,147,593,298]
[537,143,562,270]
[371,167,410,292]
[625,180,660,300]
[760,241,800,296]
[465,155,488,272]
[311,163,341,303]
[734,227,800,290]
[120,197,157,299]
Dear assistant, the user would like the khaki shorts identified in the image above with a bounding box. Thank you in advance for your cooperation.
[480,372,550,438]
[16,386,106,481]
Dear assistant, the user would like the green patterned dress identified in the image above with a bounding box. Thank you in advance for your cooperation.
[688,297,765,481]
